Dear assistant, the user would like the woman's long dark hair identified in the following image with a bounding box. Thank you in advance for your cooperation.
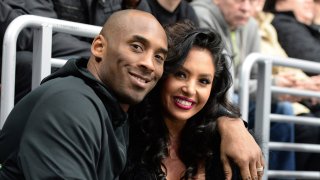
[123,21,240,180]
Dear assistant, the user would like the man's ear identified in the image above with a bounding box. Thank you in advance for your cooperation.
[91,35,106,59]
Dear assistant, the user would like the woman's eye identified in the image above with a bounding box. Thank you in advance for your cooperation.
[174,71,186,79]
[200,78,211,85]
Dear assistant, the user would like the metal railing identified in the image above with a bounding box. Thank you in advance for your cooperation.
[239,53,320,179]
[1,15,102,128]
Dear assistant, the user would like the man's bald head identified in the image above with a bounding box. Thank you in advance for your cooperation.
[100,10,164,40]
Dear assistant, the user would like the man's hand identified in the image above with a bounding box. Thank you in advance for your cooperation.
[217,116,264,180]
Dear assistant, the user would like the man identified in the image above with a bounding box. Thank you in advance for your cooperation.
[191,0,296,174]
[191,0,260,85]
[0,10,263,180]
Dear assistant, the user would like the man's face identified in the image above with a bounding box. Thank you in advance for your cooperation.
[214,0,256,30]
[95,14,168,108]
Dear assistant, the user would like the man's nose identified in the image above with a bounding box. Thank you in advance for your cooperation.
[240,0,252,13]
[138,54,155,73]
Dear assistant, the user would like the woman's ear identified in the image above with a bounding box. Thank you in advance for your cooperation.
[91,35,106,60]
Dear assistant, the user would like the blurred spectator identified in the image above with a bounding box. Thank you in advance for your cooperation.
[252,0,313,115]
[191,0,259,81]
[267,0,320,116]
[267,0,320,171]
[146,0,199,26]
[314,0,320,25]
[269,0,320,65]
[312,0,320,33]
[191,0,296,172]
[0,0,150,103]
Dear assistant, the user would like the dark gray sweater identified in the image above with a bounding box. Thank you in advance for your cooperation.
[0,58,129,179]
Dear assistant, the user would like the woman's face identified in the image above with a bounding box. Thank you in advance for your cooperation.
[314,0,320,24]
[288,0,315,24]
[161,47,215,124]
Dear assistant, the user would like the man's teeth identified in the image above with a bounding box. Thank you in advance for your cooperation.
[175,98,192,106]
[134,76,146,83]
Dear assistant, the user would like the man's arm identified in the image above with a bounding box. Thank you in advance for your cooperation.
[217,116,264,180]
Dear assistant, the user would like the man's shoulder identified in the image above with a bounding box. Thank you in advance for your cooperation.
[42,76,91,93]
[190,0,222,30]
[190,0,215,13]
[34,76,99,106]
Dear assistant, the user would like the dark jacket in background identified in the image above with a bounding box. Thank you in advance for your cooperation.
[272,11,320,64]
[147,0,199,26]
[0,0,151,59]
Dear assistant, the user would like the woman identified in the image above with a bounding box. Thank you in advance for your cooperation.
[122,21,244,179]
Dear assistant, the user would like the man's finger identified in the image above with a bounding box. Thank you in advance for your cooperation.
[257,155,265,179]
[250,162,258,180]
[238,161,251,180]
[221,156,233,180]
[260,154,265,168]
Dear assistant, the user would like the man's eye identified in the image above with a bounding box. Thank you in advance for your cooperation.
[131,44,143,52]
[155,54,165,63]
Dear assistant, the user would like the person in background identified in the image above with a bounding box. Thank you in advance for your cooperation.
[0,0,150,103]
[122,21,263,180]
[269,0,320,65]
[253,0,319,173]
[313,0,320,25]
[191,0,297,173]
[265,0,320,171]
[0,0,33,101]
[146,0,199,26]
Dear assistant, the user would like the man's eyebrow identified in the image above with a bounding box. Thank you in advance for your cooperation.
[132,35,168,55]
[159,47,168,56]
[132,35,148,44]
